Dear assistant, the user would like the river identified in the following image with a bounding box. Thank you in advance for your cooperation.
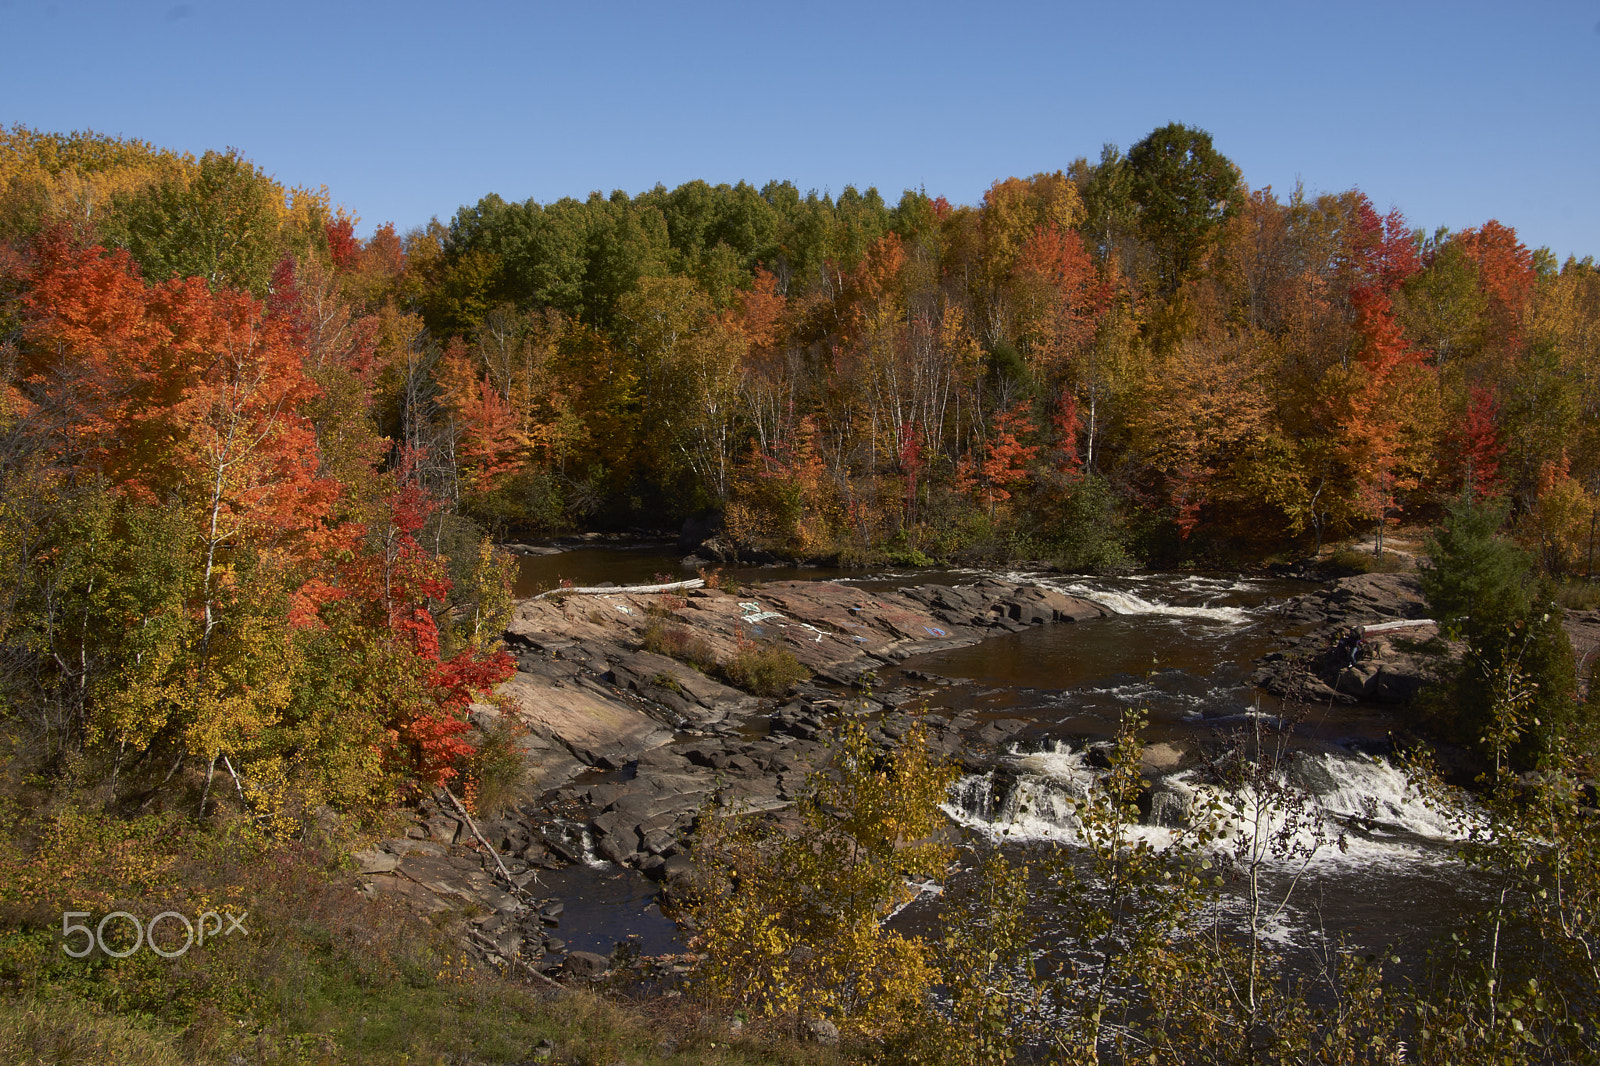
[511,545,1489,966]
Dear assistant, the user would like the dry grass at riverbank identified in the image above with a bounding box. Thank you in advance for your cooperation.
[0,799,846,1066]
[0,982,854,1065]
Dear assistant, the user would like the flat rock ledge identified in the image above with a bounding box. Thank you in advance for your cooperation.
[498,576,1110,787]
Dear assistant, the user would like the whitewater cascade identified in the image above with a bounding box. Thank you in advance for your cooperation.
[943,742,1473,867]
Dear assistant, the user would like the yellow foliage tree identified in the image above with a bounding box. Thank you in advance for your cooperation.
[1527,457,1598,577]
[688,715,958,1040]
[1129,330,1274,537]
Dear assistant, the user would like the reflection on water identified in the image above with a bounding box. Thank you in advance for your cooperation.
[510,543,850,599]
[526,864,682,958]
[893,573,1305,740]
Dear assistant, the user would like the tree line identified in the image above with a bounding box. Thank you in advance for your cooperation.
[8,122,1600,576]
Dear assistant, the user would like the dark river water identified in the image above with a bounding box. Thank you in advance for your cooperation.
[511,546,1490,964]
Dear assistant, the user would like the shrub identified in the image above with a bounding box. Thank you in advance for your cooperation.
[884,544,936,568]
[1556,580,1600,612]
[639,620,717,673]
[688,716,957,1041]
[720,640,809,697]
[644,593,688,618]
[650,672,686,696]
[469,712,528,816]
[1420,495,1585,767]
[1028,472,1136,572]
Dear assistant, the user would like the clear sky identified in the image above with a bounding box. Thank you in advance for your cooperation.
[3,0,1596,260]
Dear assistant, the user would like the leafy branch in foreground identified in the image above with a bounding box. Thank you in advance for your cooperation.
[1409,644,1600,1064]
[687,714,957,1043]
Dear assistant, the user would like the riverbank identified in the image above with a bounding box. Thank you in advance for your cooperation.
[352,574,1114,978]
[1251,569,1600,706]
[366,568,1422,978]
[363,561,1600,994]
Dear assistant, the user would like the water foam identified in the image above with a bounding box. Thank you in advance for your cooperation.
[944,743,1473,868]
[1057,582,1254,624]
[976,569,1256,624]
[1285,751,1478,842]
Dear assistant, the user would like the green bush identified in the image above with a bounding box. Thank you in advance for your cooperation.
[1419,496,1586,767]
[883,545,936,568]
[1036,473,1135,572]
[720,642,809,698]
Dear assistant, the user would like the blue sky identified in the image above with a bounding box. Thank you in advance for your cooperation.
[3,0,1597,260]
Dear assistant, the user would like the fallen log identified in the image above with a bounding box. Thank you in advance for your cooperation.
[1360,619,1437,633]
[533,578,705,600]
[442,784,530,897]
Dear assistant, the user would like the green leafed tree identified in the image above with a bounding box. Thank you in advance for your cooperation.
[101,148,284,295]
[1420,494,1584,768]
[1126,123,1244,294]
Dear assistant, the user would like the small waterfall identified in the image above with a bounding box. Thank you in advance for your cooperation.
[549,818,610,867]
[944,743,1472,866]
[1284,751,1478,842]
[977,568,1258,624]
[1057,582,1254,625]
[942,742,1098,843]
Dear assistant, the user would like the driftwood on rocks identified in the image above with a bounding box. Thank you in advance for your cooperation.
[534,578,705,600]
[467,927,562,987]
[442,784,530,897]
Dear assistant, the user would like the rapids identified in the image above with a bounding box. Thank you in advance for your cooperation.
[510,547,1491,957]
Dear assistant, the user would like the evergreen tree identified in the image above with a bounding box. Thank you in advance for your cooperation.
[1421,495,1584,768]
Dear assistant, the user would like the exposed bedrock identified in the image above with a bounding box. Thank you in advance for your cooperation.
[354,575,1115,976]
[497,576,1110,787]
[1251,573,1451,705]
[457,578,1107,882]
[1251,571,1599,705]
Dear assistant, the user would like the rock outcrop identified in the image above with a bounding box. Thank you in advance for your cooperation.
[1251,572,1453,704]
[355,793,599,981]
[359,574,1112,979]
[1253,572,1600,706]
[497,576,1110,791]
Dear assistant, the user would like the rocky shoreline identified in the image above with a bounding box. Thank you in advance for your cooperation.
[1251,571,1600,705]
[354,574,1111,980]
[352,566,1600,983]
[1250,572,1451,705]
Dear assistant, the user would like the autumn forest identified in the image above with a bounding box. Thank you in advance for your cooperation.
[1,121,1599,1062]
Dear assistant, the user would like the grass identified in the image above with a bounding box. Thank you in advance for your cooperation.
[1325,547,1411,575]
[0,799,849,1065]
[0,972,852,1065]
[472,712,531,816]
[1556,579,1600,611]
[0,995,190,1066]
[652,672,687,696]
[640,621,718,673]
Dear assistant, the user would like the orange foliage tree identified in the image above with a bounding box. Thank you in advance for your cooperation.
[957,403,1038,517]
[14,227,514,810]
